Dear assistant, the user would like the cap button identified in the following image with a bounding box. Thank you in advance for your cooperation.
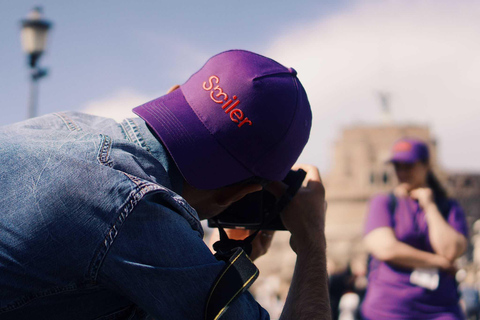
[288,67,297,76]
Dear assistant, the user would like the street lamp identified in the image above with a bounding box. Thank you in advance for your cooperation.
[20,7,52,119]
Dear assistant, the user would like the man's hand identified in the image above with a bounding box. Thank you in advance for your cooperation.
[250,230,275,261]
[278,164,331,320]
[280,164,327,253]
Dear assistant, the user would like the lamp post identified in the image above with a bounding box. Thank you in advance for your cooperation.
[20,7,52,119]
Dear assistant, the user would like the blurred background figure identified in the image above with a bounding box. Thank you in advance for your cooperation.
[361,138,468,319]
[328,260,351,320]
[328,256,367,320]
[457,267,480,320]
[338,292,360,320]
[251,275,285,320]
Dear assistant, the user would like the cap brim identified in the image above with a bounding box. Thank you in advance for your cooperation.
[133,88,254,189]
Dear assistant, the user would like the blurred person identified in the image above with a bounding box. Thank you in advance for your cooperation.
[457,268,480,320]
[0,50,331,319]
[329,262,352,320]
[338,292,360,320]
[350,256,368,320]
[350,256,368,300]
[251,275,285,320]
[329,257,367,320]
[361,138,468,319]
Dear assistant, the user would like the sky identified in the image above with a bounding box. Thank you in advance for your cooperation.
[1,0,479,173]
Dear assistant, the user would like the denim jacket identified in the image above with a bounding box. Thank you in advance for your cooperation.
[0,112,268,320]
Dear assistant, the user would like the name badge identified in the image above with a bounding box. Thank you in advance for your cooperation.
[410,268,439,290]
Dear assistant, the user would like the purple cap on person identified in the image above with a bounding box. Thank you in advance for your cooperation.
[133,50,312,189]
[389,138,430,163]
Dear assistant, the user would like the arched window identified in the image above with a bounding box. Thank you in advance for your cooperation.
[382,172,389,184]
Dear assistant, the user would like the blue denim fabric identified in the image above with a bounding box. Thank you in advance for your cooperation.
[0,112,269,320]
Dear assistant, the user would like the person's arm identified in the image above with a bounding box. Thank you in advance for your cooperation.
[279,165,331,320]
[410,188,468,261]
[364,227,452,270]
[98,195,270,320]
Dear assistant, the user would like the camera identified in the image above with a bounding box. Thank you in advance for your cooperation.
[208,169,306,231]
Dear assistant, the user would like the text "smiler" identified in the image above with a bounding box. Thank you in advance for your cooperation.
[202,75,253,128]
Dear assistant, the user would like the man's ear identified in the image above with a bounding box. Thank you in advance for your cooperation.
[216,184,263,207]
[167,85,180,94]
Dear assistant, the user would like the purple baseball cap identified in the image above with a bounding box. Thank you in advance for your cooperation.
[389,138,430,163]
[133,50,312,189]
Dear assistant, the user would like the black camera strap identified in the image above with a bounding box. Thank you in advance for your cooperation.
[205,169,306,319]
[212,223,258,257]
[205,222,259,320]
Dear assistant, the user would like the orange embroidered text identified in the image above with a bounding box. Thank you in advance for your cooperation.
[202,75,252,128]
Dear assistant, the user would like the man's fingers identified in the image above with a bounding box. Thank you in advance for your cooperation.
[292,163,322,186]
[260,230,275,239]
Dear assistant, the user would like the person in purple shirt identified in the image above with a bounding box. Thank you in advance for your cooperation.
[361,138,469,319]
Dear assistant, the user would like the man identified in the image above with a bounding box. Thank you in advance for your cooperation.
[0,50,330,319]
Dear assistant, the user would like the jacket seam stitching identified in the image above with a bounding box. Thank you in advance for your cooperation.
[87,175,163,282]
[122,119,151,153]
[120,121,134,143]
[53,112,82,131]
[97,134,113,167]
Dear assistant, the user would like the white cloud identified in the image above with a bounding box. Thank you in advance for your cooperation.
[135,30,211,82]
[266,0,480,172]
[81,88,154,122]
